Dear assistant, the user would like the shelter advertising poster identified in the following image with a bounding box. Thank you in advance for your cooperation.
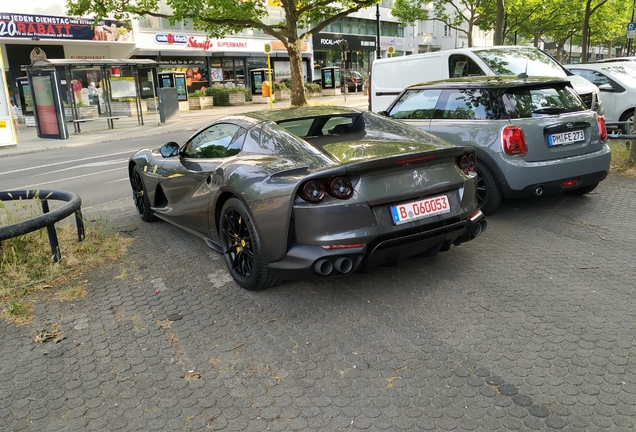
[32,75,60,136]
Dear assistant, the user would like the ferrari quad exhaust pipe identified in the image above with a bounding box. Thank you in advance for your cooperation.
[472,222,482,238]
[534,185,544,196]
[334,257,353,274]
[471,219,488,238]
[314,259,333,276]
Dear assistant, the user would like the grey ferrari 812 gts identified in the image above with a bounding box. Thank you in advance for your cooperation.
[129,107,486,290]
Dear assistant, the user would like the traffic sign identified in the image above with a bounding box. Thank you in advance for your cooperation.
[628,22,636,39]
[387,46,395,55]
[264,43,272,54]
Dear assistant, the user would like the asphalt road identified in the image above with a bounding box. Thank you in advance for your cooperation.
[0,132,190,209]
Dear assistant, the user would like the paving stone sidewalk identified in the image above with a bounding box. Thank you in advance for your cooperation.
[1,174,635,431]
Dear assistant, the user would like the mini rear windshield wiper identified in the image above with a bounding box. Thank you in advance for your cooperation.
[532,107,567,114]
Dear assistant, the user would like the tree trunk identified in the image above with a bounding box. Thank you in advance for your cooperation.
[494,0,505,45]
[555,35,569,62]
[581,0,592,63]
[286,38,307,107]
[467,22,473,47]
[533,34,540,47]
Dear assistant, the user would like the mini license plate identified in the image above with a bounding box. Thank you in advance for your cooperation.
[548,130,585,146]
[390,194,451,225]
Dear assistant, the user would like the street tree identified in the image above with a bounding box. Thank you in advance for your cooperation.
[580,0,610,62]
[66,0,380,107]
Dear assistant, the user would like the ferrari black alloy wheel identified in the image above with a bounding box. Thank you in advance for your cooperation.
[131,166,156,222]
[475,164,502,215]
[219,198,281,291]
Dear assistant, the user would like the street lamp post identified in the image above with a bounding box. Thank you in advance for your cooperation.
[376,4,381,59]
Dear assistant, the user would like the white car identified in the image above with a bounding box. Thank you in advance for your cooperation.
[567,63,636,128]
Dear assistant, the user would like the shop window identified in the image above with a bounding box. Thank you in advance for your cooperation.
[351,22,359,34]
[161,17,182,30]
[342,19,351,34]
[138,16,160,29]
[332,22,342,33]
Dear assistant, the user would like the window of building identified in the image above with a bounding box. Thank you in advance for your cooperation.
[444,25,451,37]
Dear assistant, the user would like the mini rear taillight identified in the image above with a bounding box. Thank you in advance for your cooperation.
[596,116,608,141]
[502,125,527,157]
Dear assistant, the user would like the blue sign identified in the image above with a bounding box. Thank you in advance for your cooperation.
[628,22,636,31]
[154,33,188,44]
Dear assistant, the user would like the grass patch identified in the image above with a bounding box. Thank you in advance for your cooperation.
[54,283,88,302]
[609,140,636,177]
[1,199,132,323]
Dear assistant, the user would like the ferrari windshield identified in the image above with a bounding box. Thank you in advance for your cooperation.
[474,48,567,78]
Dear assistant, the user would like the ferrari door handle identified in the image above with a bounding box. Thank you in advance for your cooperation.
[206,175,212,185]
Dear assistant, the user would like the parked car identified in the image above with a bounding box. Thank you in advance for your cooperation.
[313,71,365,92]
[342,71,365,92]
[383,76,611,214]
[370,46,603,114]
[567,63,636,130]
[594,57,636,64]
[129,107,486,290]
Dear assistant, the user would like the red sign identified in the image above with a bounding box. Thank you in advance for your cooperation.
[188,37,212,50]
[187,36,248,50]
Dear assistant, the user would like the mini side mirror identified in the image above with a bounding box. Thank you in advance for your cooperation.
[160,142,180,158]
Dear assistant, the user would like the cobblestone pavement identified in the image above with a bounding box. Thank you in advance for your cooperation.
[1,174,635,431]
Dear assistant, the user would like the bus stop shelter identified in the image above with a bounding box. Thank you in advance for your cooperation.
[26,59,158,134]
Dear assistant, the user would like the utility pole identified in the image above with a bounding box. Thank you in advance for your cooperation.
[376,5,381,59]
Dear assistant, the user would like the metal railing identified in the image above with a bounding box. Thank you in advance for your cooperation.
[606,120,636,140]
[0,190,85,263]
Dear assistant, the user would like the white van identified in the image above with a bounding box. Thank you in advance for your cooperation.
[370,46,602,114]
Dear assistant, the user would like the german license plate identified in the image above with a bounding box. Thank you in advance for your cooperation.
[548,130,585,146]
[390,195,451,225]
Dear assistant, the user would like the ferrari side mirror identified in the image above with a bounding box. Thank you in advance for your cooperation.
[160,142,180,158]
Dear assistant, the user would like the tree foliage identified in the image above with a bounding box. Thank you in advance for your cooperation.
[66,0,381,106]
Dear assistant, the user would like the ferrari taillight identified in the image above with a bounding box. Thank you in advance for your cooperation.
[327,177,354,199]
[299,176,354,203]
[300,180,326,203]
[457,151,476,175]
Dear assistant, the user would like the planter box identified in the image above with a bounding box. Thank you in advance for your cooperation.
[106,101,147,116]
[274,89,291,101]
[188,97,214,110]
[228,92,246,106]
[307,92,322,99]
[64,106,99,120]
